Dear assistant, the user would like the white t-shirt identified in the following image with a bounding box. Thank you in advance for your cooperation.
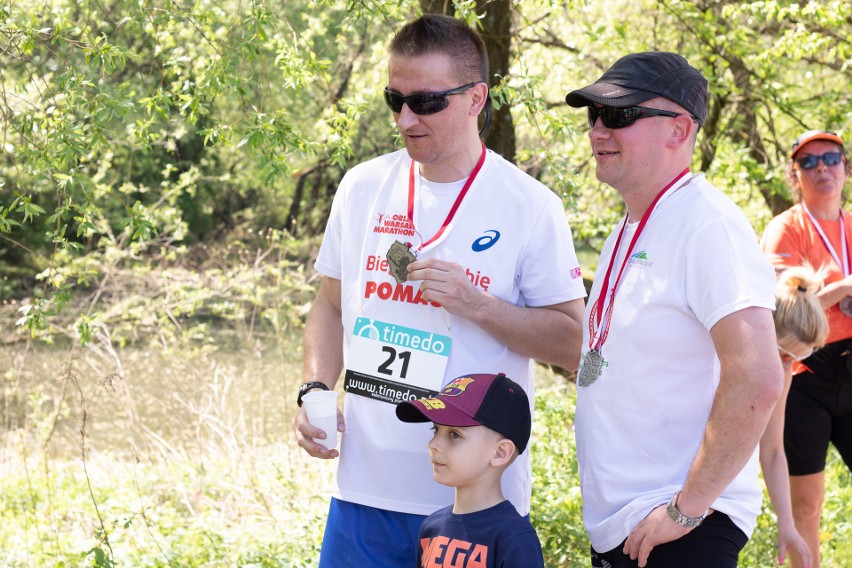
[315,148,587,516]
[574,173,776,552]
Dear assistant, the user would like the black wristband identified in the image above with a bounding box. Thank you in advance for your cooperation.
[297,381,330,407]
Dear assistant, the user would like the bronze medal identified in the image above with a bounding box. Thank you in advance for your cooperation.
[841,296,852,317]
[387,240,416,284]
[578,349,605,387]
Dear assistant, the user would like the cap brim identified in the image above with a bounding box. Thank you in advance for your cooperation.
[396,398,481,427]
[565,82,657,108]
[791,132,845,158]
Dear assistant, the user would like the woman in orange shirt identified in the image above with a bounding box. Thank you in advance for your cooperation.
[761,130,852,568]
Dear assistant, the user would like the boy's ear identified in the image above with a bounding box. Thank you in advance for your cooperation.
[491,438,517,467]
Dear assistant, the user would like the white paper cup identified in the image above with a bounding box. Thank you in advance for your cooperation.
[302,390,339,449]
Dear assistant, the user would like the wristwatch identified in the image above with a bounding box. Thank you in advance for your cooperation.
[666,492,708,528]
[297,381,330,407]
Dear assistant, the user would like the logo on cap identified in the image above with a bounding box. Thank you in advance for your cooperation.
[441,376,475,396]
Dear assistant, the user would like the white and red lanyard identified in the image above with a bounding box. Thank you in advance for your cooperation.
[406,142,486,253]
[587,168,691,353]
[801,203,851,278]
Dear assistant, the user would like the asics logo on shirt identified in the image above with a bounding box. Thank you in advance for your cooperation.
[472,230,500,252]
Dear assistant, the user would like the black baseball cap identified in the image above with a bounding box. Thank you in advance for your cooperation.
[396,373,532,454]
[565,51,709,126]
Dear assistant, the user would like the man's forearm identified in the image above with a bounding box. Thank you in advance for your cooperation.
[302,277,344,388]
[470,296,585,371]
[677,308,783,516]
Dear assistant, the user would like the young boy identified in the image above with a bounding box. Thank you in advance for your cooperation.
[396,372,545,568]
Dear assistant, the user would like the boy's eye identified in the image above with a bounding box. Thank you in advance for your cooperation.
[449,430,461,439]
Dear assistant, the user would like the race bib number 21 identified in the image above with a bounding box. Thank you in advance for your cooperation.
[345,318,452,404]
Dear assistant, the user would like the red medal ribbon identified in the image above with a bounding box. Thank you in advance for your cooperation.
[407,142,487,252]
[588,168,691,351]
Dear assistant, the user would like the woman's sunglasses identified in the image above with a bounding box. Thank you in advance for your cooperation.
[795,152,845,170]
[587,106,693,130]
[383,82,477,115]
[777,344,814,363]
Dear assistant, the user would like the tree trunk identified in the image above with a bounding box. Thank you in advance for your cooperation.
[726,55,792,216]
[477,0,516,162]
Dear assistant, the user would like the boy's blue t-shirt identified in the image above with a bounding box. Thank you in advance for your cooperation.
[418,500,545,568]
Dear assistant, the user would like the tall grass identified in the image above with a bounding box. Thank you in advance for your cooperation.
[1,339,850,567]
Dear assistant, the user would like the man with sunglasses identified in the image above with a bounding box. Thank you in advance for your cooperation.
[293,14,587,567]
[761,130,852,568]
[565,52,783,567]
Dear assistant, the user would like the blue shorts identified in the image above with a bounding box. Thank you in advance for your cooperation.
[318,498,427,568]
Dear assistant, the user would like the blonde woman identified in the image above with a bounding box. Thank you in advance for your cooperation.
[763,267,828,567]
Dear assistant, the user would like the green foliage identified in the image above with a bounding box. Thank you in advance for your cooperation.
[2,356,851,566]
[3,0,851,338]
[1,0,405,329]
[739,446,852,567]
[0,332,330,567]
[531,380,589,567]
[1,1,851,564]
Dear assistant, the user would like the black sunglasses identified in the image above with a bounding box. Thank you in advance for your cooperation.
[383,82,477,115]
[587,106,689,129]
[795,151,845,170]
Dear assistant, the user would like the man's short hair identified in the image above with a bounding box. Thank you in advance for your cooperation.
[389,14,489,86]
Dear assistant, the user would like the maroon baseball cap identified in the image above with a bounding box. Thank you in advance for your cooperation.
[396,373,532,454]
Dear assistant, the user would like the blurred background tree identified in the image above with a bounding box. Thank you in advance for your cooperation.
[1,2,850,566]
[1,0,849,336]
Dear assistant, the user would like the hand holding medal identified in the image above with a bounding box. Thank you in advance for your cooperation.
[406,257,486,318]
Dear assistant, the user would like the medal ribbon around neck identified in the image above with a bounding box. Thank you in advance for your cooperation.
[801,203,850,277]
[406,141,487,253]
[588,168,691,351]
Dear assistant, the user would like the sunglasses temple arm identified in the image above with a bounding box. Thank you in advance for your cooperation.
[479,96,493,136]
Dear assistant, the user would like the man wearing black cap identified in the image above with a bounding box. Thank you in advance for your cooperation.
[565,52,784,567]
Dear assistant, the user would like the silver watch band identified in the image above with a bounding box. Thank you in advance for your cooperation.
[666,492,708,528]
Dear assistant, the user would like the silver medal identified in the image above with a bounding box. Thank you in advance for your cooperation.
[841,296,852,317]
[578,349,605,387]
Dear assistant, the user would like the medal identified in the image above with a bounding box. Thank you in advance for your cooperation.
[578,349,605,387]
[841,296,852,317]
[386,240,416,284]
[581,168,692,388]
